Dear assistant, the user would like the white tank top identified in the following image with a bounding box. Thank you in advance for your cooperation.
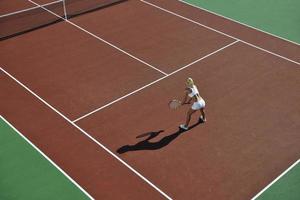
[188,85,199,98]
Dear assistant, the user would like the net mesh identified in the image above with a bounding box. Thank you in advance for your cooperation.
[0,0,126,40]
[65,0,125,18]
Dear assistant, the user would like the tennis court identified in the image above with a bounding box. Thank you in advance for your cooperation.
[1,0,300,199]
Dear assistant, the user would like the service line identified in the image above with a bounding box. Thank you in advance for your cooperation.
[73,40,239,122]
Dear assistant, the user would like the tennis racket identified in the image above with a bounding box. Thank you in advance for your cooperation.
[168,99,182,109]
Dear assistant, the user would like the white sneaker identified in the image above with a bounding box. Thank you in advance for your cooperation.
[179,124,188,130]
[200,116,206,122]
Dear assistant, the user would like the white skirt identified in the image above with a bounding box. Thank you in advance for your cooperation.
[192,99,205,110]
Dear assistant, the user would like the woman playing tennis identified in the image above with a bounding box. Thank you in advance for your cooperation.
[179,77,206,130]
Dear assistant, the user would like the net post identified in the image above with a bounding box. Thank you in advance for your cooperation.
[62,0,67,19]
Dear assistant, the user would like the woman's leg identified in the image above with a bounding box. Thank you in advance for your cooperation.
[185,108,196,127]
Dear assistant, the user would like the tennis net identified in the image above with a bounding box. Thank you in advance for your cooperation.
[0,0,126,40]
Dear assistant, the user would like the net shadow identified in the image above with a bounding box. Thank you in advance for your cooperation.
[0,0,127,41]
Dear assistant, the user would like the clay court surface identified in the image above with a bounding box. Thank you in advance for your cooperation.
[1,0,300,199]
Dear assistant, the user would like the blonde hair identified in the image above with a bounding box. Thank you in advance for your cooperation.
[186,77,194,87]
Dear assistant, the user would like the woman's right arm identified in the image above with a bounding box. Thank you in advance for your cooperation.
[182,88,191,105]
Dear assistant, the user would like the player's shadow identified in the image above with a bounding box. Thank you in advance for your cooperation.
[116,120,203,154]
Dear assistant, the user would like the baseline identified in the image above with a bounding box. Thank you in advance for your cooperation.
[252,159,300,200]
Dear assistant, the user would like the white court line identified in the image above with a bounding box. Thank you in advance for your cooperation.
[251,159,300,200]
[141,0,300,66]
[73,40,239,122]
[5,1,296,198]
[66,20,167,76]
[4,1,299,199]
[1,40,238,199]
[1,39,238,198]
[0,115,94,200]
[178,0,300,46]
[0,67,173,200]
[27,0,168,76]
[0,0,62,18]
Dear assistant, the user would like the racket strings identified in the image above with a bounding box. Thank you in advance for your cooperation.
[169,99,181,109]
